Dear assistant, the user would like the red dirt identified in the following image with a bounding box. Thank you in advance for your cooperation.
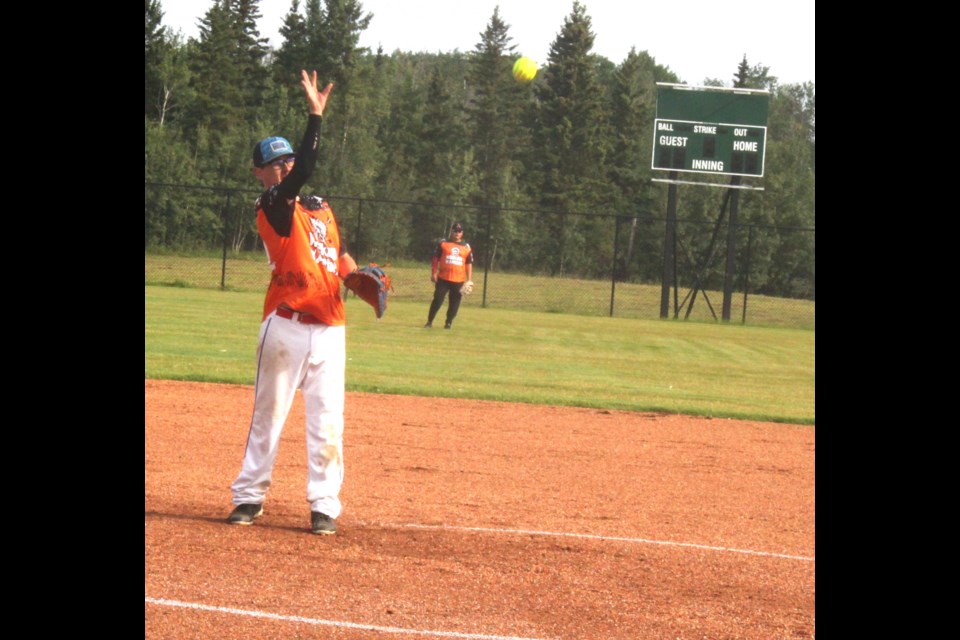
[145,379,815,639]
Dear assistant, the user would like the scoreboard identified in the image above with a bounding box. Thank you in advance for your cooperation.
[653,119,766,177]
[652,85,770,178]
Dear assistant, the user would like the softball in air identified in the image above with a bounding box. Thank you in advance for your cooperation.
[512,56,537,83]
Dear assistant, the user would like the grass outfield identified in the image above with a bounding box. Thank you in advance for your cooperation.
[145,285,815,424]
[145,253,815,329]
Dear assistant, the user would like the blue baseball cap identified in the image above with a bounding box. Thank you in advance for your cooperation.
[253,136,295,167]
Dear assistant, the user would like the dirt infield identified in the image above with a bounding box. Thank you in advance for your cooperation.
[145,379,815,639]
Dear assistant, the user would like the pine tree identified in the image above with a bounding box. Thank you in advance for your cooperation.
[467,7,519,201]
[321,0,372,91]
[733,54,778,90]
[530,1,610,275]
[145,0,168,119]
[746,81,815,298]
[186,1,269,137]
[274,0,311,86]
[188,1,247,136]
[233,0,271,114]
[271,1,374,191]
[408,65,468,254]
[316,0,374,191]
[608,48,661,281]
[465,7,532,269]
[372,56,426,200]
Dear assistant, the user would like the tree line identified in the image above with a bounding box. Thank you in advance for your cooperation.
[145,0,815,299]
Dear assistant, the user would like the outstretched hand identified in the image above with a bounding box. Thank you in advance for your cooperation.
[302,70,334,117]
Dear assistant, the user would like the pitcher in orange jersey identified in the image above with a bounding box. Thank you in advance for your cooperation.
[424,222,474,330]
[226,70,358,537]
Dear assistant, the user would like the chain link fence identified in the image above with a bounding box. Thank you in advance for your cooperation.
[145,182,814,329]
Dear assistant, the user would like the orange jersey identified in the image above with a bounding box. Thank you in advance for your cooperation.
[434,240,473,283]
[257,197,345,325]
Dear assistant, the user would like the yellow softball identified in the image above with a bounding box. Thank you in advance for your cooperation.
[512,56,538,83]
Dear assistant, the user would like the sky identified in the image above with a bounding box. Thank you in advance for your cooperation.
[157,0,815,86]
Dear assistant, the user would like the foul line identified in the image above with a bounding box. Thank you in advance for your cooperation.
[144,597,552,640]
[387,522,814,562]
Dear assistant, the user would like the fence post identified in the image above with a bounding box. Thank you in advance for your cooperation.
[609,215,621,317]
[661,174,678,318]
[354,198,364,262]
[221,190,232,290]
[741,224,754,324]
[481,206,493,309]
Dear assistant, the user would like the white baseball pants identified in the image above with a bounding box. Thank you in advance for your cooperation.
[230,311,346,518]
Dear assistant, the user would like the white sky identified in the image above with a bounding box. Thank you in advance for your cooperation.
[158,0,815,86]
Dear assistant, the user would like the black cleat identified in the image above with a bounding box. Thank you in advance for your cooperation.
[227,503,263,525]
[311,511,337,535]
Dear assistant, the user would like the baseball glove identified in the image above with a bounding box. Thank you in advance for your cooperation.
[344,263,392,319]
[459,280,474,295]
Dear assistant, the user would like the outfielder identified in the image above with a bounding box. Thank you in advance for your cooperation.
[227,70,356,535]
[424,222,474,330]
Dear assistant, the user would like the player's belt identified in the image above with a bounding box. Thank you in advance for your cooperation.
[275,307,324,324]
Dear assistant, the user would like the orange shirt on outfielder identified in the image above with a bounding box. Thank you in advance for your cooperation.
[257,196,346,326]
[434,240,473,283]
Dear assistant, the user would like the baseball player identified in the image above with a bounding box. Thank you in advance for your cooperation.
[227,70,357,535]
[424,222,474,329]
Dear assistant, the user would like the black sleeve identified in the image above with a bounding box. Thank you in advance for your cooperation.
[260,115,323,237]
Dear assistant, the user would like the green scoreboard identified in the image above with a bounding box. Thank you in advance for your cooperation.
[652,84,770,178]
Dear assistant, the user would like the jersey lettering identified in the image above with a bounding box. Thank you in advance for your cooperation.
[308,217,338,274]
[444,247,464,266]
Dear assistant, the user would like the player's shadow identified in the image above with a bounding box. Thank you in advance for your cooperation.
[144,510,318,535]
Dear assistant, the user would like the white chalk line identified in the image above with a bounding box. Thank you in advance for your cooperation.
[144,597,552,640]
[146,523,809,636]
[376,522,814,562]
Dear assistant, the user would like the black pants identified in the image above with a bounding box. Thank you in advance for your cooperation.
[427,279,463,326]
